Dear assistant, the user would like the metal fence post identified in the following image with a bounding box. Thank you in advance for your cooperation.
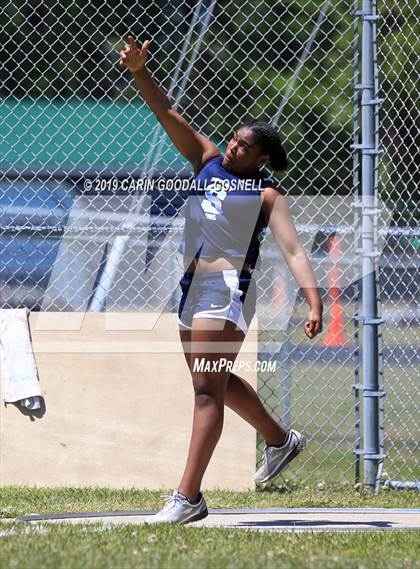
[358,0,384,491]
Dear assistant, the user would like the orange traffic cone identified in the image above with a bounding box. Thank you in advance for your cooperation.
[322,234,351,347]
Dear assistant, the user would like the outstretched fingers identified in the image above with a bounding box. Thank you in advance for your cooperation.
[119,36,151,70]
[119,36,136,66]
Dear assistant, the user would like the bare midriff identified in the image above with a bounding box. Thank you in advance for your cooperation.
[183,256,252,273]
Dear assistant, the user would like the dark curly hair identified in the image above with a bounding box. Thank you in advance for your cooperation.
[243,119,289,172]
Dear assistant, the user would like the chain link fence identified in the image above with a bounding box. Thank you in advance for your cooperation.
[0,0,418,486]
[375,0,419,486]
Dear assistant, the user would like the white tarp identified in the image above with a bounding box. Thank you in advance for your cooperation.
[0,308,42,409]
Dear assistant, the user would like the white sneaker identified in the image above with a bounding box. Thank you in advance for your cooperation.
[254,429,307,484]
[146,490,208,525]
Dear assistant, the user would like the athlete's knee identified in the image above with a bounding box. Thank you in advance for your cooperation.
[194,392,222,412]
[192,374,226,406]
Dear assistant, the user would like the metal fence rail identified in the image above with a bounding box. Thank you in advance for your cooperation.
[0,0,418,488]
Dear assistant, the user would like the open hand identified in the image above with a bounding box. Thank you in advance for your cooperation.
[304,307,323,339]
[119,36,150,73]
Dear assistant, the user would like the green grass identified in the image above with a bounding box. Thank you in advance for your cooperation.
[0,521,419,569]
[1,486,419,518]
[1,488,418,569]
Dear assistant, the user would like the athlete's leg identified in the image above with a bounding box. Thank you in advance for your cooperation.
[177,318,245,503]
[179,327,287,450]
[223,372,288,446]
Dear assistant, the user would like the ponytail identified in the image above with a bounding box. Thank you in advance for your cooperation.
[269,137,289,171]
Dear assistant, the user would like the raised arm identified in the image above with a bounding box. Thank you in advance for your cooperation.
[119,36,220,175]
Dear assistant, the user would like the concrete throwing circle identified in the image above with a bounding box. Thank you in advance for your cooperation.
[3,508,419,532]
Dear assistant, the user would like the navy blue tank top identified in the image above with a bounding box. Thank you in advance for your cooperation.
[178,155,282,270]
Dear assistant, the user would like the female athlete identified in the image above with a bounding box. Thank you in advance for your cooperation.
[120,36,323,525]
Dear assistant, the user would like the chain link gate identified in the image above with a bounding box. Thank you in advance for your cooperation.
[0,0,418,487]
